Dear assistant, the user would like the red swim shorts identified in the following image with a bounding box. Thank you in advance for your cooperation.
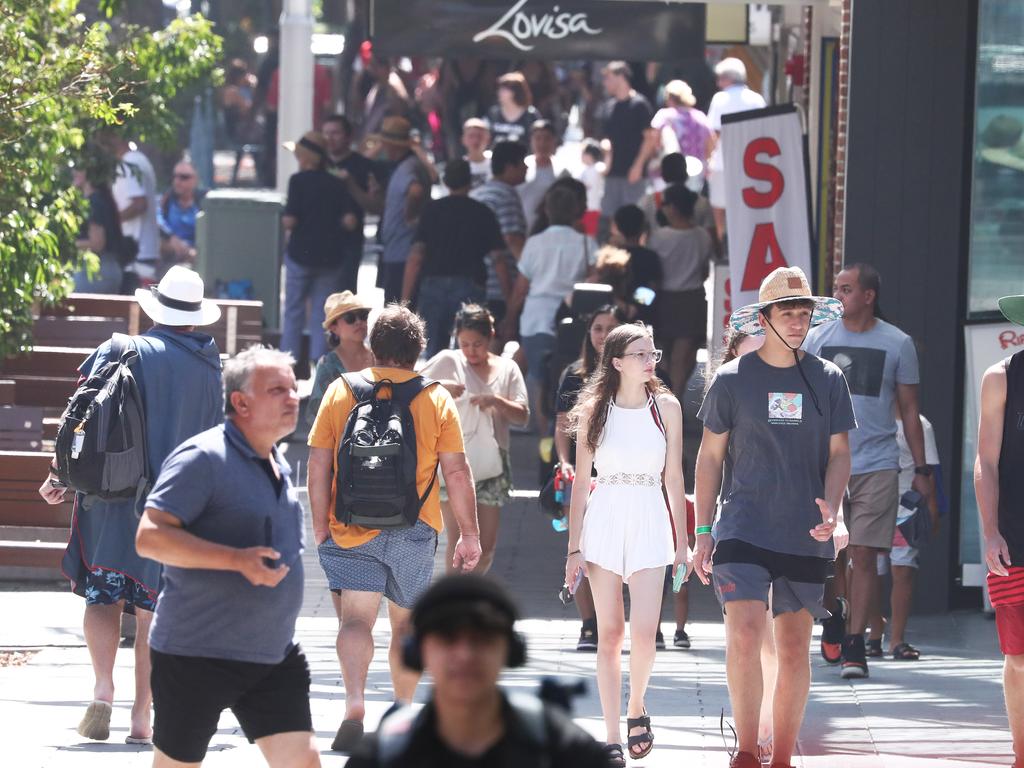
[988,566,1024,657]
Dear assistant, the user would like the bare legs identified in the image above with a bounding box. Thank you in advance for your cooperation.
[81,602,153,740]
[588,563,665,747]
[759,605,778,747]
[333,590,420,726]
[153,731,321,768]
[441,501,500,574]
[770,611,814,765]
[724,601,766,756]
[1005,653,1024,763]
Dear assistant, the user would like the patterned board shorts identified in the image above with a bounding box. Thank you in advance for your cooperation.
[439,448,512,508]
[317,520,437,609]
[82,567,156,612]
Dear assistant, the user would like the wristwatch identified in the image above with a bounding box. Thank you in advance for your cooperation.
[913,466,933,477]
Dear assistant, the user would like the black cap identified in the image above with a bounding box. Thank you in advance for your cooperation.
[412,574,519,638]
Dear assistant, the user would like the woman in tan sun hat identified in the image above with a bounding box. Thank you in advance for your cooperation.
[305,291,374,425]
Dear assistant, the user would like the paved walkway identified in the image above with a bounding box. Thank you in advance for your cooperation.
[1,433,1016,767]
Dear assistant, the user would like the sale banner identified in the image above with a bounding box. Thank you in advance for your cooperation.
[721,105,813,312]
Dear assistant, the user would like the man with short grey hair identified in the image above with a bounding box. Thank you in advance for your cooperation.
[706,56,767,242]
[136,345,319,767]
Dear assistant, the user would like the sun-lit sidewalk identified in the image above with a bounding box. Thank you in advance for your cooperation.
[1,433,1016,767]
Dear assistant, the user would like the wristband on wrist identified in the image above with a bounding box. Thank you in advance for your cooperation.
[695,525,713,535]
[567,549,581,557]
[461,533,481,538]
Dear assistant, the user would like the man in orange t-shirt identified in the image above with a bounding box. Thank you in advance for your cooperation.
[307,304,481,754]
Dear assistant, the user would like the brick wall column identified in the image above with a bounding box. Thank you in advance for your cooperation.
[831,0,853,282]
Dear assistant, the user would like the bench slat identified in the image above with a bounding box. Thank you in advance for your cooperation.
[0,541,66,569]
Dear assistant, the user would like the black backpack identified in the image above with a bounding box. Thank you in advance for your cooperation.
[54,334,149,502]
[335,373,439,530]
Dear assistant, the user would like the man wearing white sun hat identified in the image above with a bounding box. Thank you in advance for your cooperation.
[692,266,854,768]
[38,265,224,746]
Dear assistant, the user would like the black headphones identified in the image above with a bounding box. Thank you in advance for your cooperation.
[402,575,528,672]
[401,628,527,672]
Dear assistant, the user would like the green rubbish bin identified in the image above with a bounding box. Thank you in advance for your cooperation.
[194,189,284,329]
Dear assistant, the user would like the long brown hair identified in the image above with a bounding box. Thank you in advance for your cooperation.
[569,323,669,453]
[571,304,627,379]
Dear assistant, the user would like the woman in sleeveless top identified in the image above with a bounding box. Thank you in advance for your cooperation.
[306,292,374,425]
[565,323,691,765]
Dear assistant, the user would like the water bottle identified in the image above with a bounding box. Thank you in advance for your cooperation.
[553,470,564,504]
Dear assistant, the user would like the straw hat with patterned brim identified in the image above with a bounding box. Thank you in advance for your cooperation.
[322,291,371,329]
[999,295,1024,326]
[729,266,843,335]
[368,116,413,148]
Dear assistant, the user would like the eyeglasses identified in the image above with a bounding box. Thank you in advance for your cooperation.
[341,309,370,324]
[621,349,663,364]
[173,173,195,180]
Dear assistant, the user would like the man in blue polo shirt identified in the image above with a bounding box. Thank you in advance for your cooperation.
[136,346,319,767]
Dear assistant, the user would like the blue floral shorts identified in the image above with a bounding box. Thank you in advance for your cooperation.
[83,568,156,612]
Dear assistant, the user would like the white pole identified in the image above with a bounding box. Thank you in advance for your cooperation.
[276,0,315,194]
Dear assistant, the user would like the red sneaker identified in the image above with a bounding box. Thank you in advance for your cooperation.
[730,753,761,768]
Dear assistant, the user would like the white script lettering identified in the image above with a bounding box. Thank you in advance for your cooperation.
[473,0,603,52]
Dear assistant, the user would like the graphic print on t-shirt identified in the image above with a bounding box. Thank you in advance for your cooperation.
[820,346,886,398]
[768,392,803,425]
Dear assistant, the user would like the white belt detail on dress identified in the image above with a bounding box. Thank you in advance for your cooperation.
[596,472,660,487]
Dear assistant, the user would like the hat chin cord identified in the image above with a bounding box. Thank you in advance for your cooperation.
[761,312,823,417]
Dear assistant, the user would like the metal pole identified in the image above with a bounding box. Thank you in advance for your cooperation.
[276,0,315,194]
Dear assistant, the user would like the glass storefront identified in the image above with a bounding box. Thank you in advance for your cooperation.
[961,0,1024,570]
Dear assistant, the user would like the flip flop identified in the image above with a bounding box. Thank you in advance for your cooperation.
[330,719,364,753]
[77,700,112,741]
[892,642,921,660]
[125,736,152,745]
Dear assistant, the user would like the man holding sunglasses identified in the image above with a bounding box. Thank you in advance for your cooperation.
[136,346,318,767]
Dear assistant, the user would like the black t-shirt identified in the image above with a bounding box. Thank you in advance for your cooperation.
[414,195,504,285]
[81,190,121,257]
[601,94,654,177]
[487,104,541,147]
[626,245,663,326]
[284,169,357,267]
[328,151,378,250]
[346,698,609,768]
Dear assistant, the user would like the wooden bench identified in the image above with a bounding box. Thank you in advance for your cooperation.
[42,293,264,355]
[0,406,43,452]
[0,451,71,571]
[0,347,89,410]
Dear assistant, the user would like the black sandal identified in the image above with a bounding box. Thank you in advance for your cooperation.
[626,709,654,760]
[892,642,921,660]
[603,742,626,767]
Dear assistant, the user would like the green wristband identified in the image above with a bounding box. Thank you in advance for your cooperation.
[695,525,713,535]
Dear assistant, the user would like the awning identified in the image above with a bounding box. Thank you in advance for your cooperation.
[371,0,705,60]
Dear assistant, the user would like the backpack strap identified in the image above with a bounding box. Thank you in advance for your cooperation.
[340,372,376,403]
[648,394,677,548]
[109,332,137,364]
[389,376,442,509]
[649,394,666,436]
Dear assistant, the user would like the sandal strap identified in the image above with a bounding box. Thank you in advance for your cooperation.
[626,714,651,729]
[627,732,654,747]
[603,743,624,755]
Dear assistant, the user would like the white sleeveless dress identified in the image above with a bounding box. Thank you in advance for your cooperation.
[580,397,675,582]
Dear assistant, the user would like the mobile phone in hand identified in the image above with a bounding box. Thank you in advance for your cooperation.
[672,565,687,593]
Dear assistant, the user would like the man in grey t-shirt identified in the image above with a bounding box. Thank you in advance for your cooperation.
[804,263,934,680]
[136,347,320,766]
[693,267,854,768]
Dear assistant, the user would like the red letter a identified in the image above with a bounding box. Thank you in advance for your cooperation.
[741,223,788,291]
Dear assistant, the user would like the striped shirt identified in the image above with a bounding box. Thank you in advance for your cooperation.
[471,179,526,301]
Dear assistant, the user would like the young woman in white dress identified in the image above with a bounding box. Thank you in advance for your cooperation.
[565,323,691,765]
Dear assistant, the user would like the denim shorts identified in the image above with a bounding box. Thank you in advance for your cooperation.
[317,520,437,608]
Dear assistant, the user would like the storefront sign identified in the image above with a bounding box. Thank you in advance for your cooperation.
[371,0,704,60]
[721,105,813,312]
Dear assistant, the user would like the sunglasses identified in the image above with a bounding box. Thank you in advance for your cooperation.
[341,309,370,324]
[173,173,195,180]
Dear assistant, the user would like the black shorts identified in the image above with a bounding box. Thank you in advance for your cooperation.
[151,644,313,763]
[712,539,831,619]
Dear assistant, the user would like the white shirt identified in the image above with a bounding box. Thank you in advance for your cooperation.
[518,225,598,337]
[706,85,767,172]
[896,416,940,497]
[579,163,606,211]
[112,149,160,263]
[517,159,560,233]
[467,156,491,189]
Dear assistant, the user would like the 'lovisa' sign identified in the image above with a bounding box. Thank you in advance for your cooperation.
[473,0,602,52]
[372,0,704,61]
[721,105,813,312]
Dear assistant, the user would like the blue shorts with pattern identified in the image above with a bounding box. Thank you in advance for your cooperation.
[317,520,437,609]
[83,567,157,612]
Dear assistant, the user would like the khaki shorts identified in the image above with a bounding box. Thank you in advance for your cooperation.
[846,469,899,550]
